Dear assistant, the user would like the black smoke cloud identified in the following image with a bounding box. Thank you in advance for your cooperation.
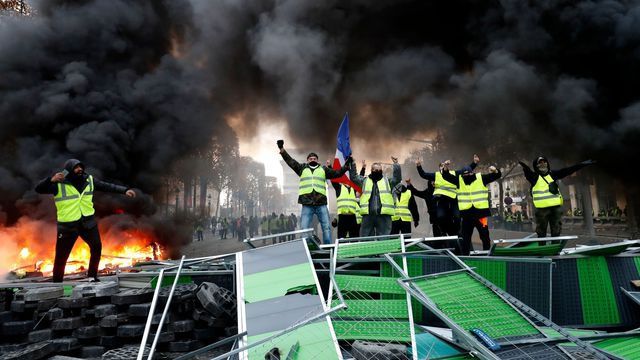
[2,0,640,226]
[186,0,640,177]
[0,0,233,225]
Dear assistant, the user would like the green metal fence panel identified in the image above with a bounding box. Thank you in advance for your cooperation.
[332,320,411,342]
[380,259,423,321]
[593,336,640,359]
[576,257,621,325]
[334,274,405,295]
[463,259,506,290]
[340,299,409,319]
[415,272,540,339]
[337,238,403,259]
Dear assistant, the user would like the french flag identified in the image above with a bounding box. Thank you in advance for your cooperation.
[331,113,361,193]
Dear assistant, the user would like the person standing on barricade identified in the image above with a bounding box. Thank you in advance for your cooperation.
[278,139,351,244]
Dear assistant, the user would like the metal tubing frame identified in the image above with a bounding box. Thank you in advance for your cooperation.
[243,228,315,243]
[492,235,577,244]
[386,251,609,360]
[147,255,186,360]
[382,254,500,360]
[173,331,247,360]
[137,268,166,360]
[399,268,474,282]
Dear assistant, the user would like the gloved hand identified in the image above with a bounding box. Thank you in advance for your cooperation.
[581,159,596,165]
[277,139,284,149]
[346,156,353,165]
[414,221,419,227]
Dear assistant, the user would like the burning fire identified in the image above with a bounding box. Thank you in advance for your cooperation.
[1,218,165,279]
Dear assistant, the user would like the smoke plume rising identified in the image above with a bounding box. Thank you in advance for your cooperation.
[1,0,639,232]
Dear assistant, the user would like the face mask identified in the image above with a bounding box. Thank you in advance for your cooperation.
[370,170,383,180]
[308,161,318,167]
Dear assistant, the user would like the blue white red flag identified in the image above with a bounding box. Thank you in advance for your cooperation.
[331,113,361,193]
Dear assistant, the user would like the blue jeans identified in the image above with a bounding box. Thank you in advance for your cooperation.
[301,205,332,244]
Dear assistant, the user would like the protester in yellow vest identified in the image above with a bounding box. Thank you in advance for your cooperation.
[390,183,419,237]
[349,157,401,236]
[278,139,350,244]
[35,159,136,282]
[519,157,595,240]
[443,165,501,255]
[416,155,480,238]
[331,183,359,238]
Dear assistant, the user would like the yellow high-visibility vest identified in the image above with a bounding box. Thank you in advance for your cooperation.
[457,173,489,211]
[433,171,457,199]
[298,167,326,196]
[54,175,95,223]
[359,178,395,216]
[392,190,413,222]
[532,175,563,208]
[336,185,358,215]
[355,203,362,224]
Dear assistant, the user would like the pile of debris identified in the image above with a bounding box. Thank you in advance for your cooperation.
[0,280,236,359]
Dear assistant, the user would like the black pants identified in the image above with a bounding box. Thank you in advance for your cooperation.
[337,214,358,239]
[197,230,203,241]
[535,206,563,244]
[435,196,460,236]
[54,224,102,282]
[391,220,412,236]
[460,216,491,255]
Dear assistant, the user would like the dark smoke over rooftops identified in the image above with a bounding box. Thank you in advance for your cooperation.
[1,0,640,225]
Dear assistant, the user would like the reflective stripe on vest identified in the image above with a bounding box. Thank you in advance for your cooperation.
[54,175,95,223]
[457,173,489,211]
[392,190,413,222]
[359,178,395,216]
[532,175,563,208]
[298,167,326,196]
[336,184,358,214]
[433,171,457,198]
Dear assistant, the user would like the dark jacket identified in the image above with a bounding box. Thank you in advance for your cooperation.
[442,169,502,218]
[280,150,349,206]
[408,182,436,220]
[519,157,589,185]
[35,159,130,226]
[349,162,401,216]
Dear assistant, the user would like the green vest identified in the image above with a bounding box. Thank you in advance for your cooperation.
[392,190,413,222]
[359,178,395,216]
[336,185,358,215]
[457,173,489,211]
[532,174,563,208]
[355,203,362,224]
[298,167,326,196]
[433,171,457,199]
[54,175,95,223]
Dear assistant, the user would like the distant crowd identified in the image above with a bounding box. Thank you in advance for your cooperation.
[193,213,299,242]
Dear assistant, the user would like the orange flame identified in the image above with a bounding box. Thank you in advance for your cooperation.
[1,217,165,278]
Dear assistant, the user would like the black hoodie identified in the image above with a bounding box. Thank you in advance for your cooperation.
[518,157,589,185]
